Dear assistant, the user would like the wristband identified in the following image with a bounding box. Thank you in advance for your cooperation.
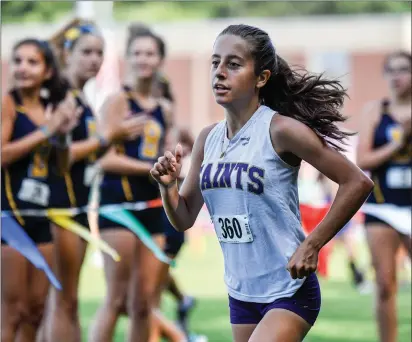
[39,125,52,139]
[51,134,72,148]
[96,133,110,148]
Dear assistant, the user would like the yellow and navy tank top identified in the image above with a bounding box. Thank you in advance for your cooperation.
[49,89,97,209]
[1,90,54,225]
[366,100,411,207]
[101,86,167,203]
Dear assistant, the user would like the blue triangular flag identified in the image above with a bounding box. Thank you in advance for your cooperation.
[1,215,62,289]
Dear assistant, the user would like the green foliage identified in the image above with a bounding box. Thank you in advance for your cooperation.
[174,1,411,18]
[1,1,73,23]
[1,1,411,23]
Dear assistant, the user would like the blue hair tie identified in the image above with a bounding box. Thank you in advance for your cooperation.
[64,24,98,50]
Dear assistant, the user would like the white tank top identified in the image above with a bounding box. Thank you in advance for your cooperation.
[200,105,306,303]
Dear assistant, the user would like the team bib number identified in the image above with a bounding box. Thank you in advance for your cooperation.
[213,215,254,244]
[84,164,99,186]
[387,167,411,189]
[17,178,50,206]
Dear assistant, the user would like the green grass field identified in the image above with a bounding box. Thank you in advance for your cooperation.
[79,235,411,342]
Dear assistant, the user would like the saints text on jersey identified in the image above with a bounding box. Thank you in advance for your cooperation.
[200,162,265,195]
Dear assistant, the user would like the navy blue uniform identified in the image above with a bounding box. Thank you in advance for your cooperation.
[1,91,54,244]
[49,89,97,227]
[365,100,412,224]
[163,179,185,256]
[99,87,166,235]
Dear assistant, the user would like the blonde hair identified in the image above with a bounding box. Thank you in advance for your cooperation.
[49,18,97,68]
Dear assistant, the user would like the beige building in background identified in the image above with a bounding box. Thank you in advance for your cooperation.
[2,13,411,135]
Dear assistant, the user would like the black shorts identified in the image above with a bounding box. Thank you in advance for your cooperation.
[1,216,52,245]
[364,213,390,227]
[49,213,90,234]
[163,211,185,256]
[98,207,165,236]
[72,213,90,228]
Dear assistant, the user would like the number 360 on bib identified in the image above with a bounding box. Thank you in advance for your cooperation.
[212,215,254,244]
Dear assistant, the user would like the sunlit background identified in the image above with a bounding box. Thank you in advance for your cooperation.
[1,1,411,341]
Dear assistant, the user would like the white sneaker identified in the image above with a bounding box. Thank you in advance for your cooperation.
[189,334,208,342]
[357,280,374,295]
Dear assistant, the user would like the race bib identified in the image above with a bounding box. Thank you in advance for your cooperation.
[387,167,411,189]
[17,178,50,206]
[84,164,99,186]
[213,215,254,244]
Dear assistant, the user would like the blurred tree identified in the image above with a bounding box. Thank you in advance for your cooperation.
[1,1,72,23]
[1,1,35,21]
[1,0,411,23]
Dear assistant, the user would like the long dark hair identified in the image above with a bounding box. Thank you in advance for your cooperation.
[219,24,350,151]
[156,75,174,102]
[12,38,69,107]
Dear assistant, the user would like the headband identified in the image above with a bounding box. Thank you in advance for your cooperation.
[64,24,98,49]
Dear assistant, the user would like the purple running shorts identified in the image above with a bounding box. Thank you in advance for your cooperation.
[229,273,321,326]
